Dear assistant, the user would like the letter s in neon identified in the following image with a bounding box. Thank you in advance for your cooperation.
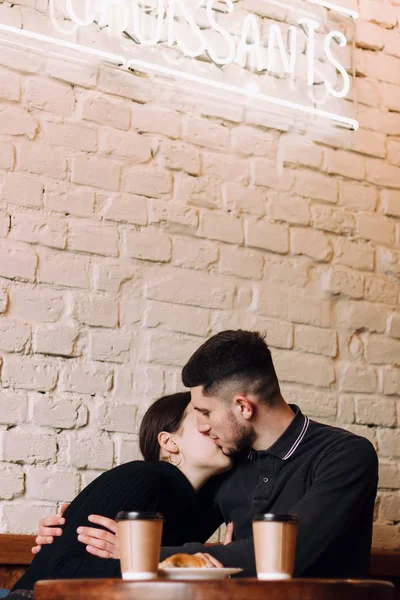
[324,31,350,98]
[206,0,236,66]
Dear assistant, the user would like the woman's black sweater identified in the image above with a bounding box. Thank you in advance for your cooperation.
[13,460,218,591]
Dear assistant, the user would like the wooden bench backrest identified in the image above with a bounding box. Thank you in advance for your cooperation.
[0,534,35,590]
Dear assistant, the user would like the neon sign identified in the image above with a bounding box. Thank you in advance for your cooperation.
[0,0,359,129]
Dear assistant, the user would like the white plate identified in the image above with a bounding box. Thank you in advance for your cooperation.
[159,567,243,580]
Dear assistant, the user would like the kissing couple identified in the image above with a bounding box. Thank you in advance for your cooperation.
[10,330,378,598]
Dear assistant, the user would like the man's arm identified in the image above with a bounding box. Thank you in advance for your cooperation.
[31,477,224,561]
[161,436,378,577]
[291,435,378,576]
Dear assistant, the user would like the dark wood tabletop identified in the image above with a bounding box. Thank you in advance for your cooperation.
[35,577,395,600]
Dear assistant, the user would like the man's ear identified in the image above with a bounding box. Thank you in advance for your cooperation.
[235,396,254,420]
[158,431,180,455]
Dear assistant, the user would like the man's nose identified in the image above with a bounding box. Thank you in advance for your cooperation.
[197,418,211,433]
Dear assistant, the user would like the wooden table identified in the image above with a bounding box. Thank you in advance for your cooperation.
[35,577,395,600]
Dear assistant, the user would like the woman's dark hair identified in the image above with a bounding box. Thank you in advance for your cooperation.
[182,330,280,405]
[139,392,191,463]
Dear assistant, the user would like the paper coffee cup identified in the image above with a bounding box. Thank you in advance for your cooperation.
[252,514,298,580]
[116,511,164,580]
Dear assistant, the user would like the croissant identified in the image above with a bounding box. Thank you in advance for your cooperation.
[159,553,208,568]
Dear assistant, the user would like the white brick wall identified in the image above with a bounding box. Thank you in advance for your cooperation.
[0,0,398,550]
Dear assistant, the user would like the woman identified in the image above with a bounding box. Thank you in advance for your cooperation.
[9,392,232,598]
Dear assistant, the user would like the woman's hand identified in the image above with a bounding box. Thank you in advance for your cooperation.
[31,503,69,554]
[77,515,119,559]
[223,521,233,545]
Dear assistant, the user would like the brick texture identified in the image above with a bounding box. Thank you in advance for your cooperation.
[0,2,398,549]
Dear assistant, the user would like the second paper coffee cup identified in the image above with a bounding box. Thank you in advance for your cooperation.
[252,513,298,580]
[116,511,164,580]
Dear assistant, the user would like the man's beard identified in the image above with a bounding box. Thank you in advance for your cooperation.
[221,418,255,457]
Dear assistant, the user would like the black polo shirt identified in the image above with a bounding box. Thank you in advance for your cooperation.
[160,405,378,578]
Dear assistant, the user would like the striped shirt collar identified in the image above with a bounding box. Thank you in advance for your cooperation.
[247,405,310,461]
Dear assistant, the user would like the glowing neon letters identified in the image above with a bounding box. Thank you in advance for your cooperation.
[49,0,351,100]
[0,0,358,128]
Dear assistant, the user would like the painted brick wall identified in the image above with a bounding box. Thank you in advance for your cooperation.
[0,0,399,549]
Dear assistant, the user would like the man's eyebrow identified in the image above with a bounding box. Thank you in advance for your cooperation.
[193,407,210,413]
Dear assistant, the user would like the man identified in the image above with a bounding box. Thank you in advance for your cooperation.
[34,330,378,578]
[160,330,378,577]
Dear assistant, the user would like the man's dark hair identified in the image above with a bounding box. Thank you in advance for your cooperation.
[182,330,281,404]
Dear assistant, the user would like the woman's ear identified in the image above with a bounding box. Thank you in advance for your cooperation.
[158,431,180,456]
